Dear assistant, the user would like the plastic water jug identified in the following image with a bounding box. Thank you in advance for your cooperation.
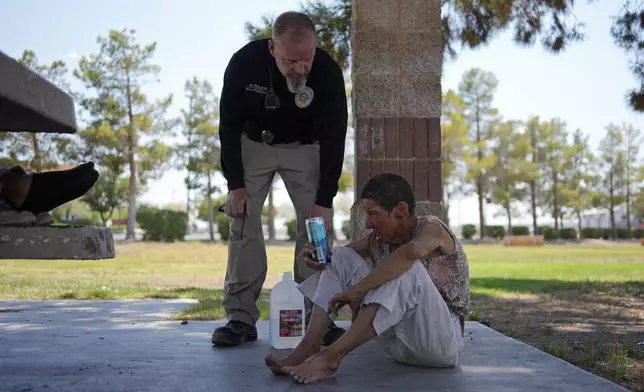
[269,271,306,349]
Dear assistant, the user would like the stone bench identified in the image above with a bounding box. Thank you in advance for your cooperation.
[0,225,115,259]
[0,50,76,134]
[1,51,116,260]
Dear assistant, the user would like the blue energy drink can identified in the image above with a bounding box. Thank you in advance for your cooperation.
[305,217,330,264]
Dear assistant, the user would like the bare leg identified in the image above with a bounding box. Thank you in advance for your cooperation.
[349,301,360,322]
[264,305,328,375]
[284,304,379,384]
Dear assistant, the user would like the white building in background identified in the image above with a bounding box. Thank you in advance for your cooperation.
[450,204,641,239]
[580,205,641,229]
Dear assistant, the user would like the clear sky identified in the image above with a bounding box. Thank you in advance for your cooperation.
[1,0,641,227]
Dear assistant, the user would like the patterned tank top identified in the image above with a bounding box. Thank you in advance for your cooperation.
[366,215,470,322]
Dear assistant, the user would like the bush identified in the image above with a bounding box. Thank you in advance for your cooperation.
[486,225,505,239]
[341,220,351,240]
[461,224,476,240]
[215,214,230,241]
[285,218,297,241]
[581,227,600,239]
[511,226,530,236]
[136,205,188,242]
[537,226,558,240]
[616,228,633,239]
[601,228,614,239]
[559,228,577,240]
[65,218,97,226]
[634,228,643,239]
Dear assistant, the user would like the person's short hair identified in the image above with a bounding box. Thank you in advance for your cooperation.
[360,172,416,215]
[272,11,316,41]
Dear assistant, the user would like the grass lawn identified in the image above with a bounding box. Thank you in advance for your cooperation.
[1,241,643,391]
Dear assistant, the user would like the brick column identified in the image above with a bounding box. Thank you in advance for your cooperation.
[349,0,445,240]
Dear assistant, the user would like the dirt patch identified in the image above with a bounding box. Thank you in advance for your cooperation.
[472,289,644,391]
[579,239,639,247]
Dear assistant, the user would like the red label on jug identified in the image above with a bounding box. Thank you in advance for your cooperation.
[279,309,303,337]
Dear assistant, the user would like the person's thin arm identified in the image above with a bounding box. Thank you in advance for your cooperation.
[219,53,246,191]
[314,63,348,208]
[350,221,444,295]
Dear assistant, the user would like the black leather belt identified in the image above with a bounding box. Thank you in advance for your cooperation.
[244,129,313,146]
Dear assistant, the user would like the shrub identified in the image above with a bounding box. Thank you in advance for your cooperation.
[634,228,643,239]
[537,226,558,240]
[486,225,505,239]
[285,218,297,241]
[215,214,230,241]
[581,227,600,239]
[511,226,530,236]
[136,205,188,242]
[461,224,476,240]
[66,217,96,226]
[559,228,577,240]
[616,228,633,239]
[601,228,614,239]
[341,220,351,240]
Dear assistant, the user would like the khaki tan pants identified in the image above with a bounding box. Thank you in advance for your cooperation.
[222,133,333,326]
[298,246,464,367]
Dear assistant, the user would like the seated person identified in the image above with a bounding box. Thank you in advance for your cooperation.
[0,162,98,226]
[265,172,470,384]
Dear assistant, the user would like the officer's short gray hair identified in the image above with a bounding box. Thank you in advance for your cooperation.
[272,11,316,42]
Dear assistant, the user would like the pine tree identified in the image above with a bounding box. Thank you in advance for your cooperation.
[74,29,176,239]
[458,68,499,238]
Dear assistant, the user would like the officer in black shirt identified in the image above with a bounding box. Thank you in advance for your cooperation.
[212,11,348,347]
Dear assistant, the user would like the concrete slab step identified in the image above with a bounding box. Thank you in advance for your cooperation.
[0,300,630,391]
[0,225,115,259]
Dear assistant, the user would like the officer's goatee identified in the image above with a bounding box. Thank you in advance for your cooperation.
[286,72,308,94]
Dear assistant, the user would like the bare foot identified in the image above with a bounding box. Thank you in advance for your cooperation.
[264,347,319,376]
[283,350,340,384]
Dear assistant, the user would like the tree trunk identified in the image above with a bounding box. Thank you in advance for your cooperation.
[576,209,582,238]
[506,202,512,235]
[625,164,632,230]
[477,179,485,238]
[125,76,138,241]
[476,114,486,239]
[529,128,539,235]
[31,133,41,172]
[609,170,616,238]
[207,174,214,242]
[268,184,275,240]
[64,204,72,221]
[185,129,194,233]
[530,180,538,234]
[186,173,191,232]
[552,172,559,230]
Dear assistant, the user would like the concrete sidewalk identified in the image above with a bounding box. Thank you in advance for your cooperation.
[0,300,629,392]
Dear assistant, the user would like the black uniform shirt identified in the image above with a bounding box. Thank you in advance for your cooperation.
[218,38,348,208]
